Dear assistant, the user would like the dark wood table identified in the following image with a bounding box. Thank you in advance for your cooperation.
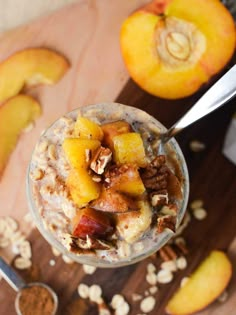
[1,71,236,315]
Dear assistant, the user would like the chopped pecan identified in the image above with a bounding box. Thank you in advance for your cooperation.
[142,175,168,190]
[70,235,114,251]
[157,215,176,233]
[160,203,177,216]
[150,189,168,206]
[90,147,112,175]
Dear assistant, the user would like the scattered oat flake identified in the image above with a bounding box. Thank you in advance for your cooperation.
[4,217,18,232]
[193,208,207,220]
[111,294,125,309]
[156,269,173,284]
[140,296,156,313]
[147,263,156,273]
[78,283,90,299]
[89,284,102,303]
[149,286,158,295]
[83,264,97,275]
[0,237,10,248]
[115,301,130,315]
[218,290,228,303]
[176,256,187,270]
[62,254,73,264]
[132,293,143,302]
[160,260,177,272]
[14,257,32,270]
[190,199,204,209]
[180,277,190,288]
[51,246,61,257]
[146,272,157,285]
[49,259,56,266]
[19,240,32,259]
[189,140,206,152]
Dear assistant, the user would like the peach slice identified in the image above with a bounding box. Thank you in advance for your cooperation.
[166,250,232,315]
[120,0,236,99]
[0,48,69,103]
[0,94,41,177]
[72,207,114,239]
[91,188,139,213]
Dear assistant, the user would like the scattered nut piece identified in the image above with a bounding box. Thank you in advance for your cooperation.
[156,269,173,284]
[189,140,206,152]
[89,284,103,303]
[146,272,157,285]
[78,283,90,299]
[140,296,156,313]
[218,290,228,303]
[83,264,97,275]
[160,260,177,272]
[176,256,187,270]
[90,147,112,175]
[190,199,204,209]
[193,208,207,220]
[14,257,32,270]
[180,277,190,288]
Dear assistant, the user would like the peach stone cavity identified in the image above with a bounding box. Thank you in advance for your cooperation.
[155,17,206,69]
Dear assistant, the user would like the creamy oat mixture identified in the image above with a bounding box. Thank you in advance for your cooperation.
[28,103,188,264]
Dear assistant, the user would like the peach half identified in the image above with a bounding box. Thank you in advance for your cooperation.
[0,94,41,177]
[166,250,232,315]
[120,0,236,99]
[0,48,69,103]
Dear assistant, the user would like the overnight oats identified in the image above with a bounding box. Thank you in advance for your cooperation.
[27,103,189,267]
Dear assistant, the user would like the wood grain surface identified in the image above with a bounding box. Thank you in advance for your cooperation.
[0,1,236,315]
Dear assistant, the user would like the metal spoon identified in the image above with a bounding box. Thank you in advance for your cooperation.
[0,257,58,315]
[158,65,236,153]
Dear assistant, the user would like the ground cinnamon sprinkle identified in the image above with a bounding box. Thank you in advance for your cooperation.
[18,285,55,315]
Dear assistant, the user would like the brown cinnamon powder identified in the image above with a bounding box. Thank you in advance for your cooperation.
[18,285,55,315]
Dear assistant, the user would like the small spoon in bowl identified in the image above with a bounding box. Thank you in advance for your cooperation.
[157,65,236,154]
[0,256,58,315]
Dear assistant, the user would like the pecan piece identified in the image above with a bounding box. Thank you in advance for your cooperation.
[70,235,114,251]
[157,215,176,233]
[150,189,168,206]
[90,147,112,175]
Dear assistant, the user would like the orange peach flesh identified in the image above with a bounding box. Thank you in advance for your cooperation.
[120,0,236,99]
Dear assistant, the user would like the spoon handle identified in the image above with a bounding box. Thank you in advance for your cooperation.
[0,257,26,291]
[164,65,236,141]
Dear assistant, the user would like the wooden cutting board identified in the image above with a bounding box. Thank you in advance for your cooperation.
[0,1,236,315]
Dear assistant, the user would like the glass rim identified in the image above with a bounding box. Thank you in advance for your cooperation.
[26,102,189,268]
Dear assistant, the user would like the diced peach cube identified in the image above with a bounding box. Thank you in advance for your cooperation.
[113,132,147,167]
[74,117,104,141]
[62,138,100,169]
[101,120,132,150]
[66,169,101,208]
